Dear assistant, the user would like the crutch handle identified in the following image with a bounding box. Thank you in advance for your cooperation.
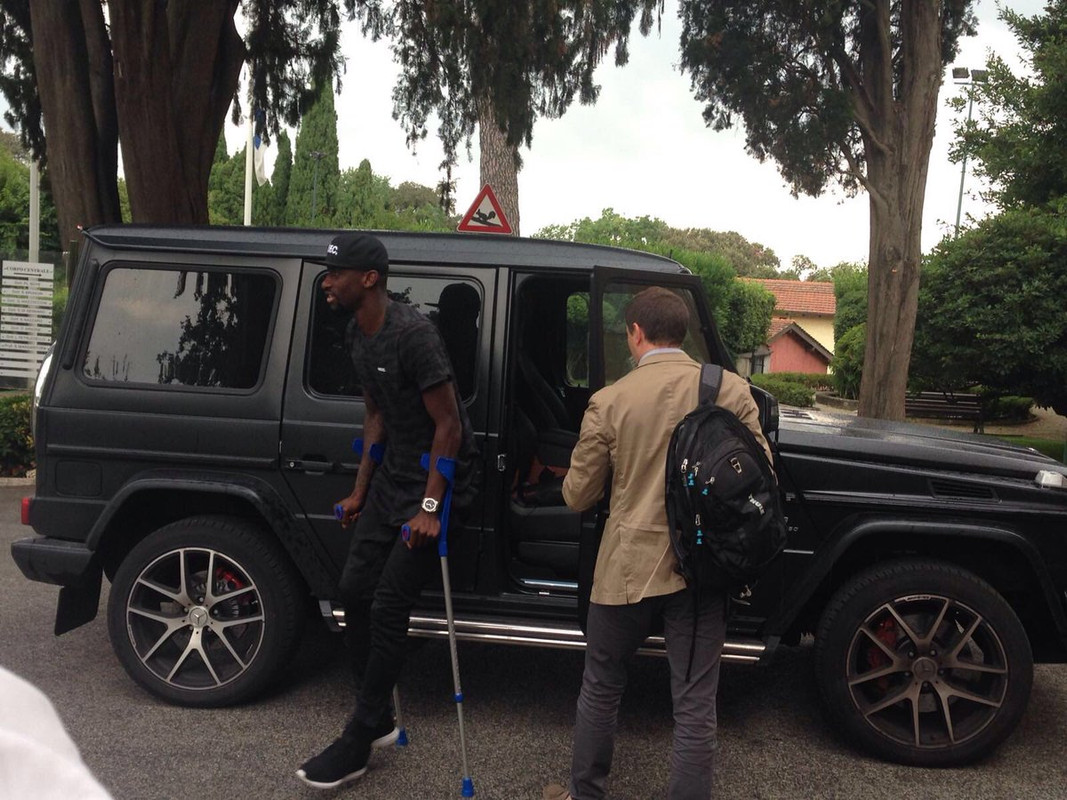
[418,453,456,557]
[352,437,385,464]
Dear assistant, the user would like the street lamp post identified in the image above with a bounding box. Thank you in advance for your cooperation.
[952,66,989,236]
[310,150,325,225]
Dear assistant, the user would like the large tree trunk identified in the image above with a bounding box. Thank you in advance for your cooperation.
[855,0,942,420]
[478,96,520,235]
[29,2,120,248]
[109,0,243,224]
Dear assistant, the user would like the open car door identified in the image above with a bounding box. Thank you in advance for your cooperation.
[589,266,732,391]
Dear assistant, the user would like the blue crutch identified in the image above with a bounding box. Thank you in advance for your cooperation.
[335,438,409,748]
[402,453,475,798]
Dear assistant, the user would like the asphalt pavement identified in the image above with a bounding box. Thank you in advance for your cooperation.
[2,485,1066,799]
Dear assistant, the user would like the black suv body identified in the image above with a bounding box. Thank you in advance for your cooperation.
[12,224,1067,767]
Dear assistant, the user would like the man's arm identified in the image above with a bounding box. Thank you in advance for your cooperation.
[402,381,463,549]
[562,395,612,512]
[335,392,386,527]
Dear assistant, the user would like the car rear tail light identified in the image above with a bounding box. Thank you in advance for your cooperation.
[21,496,32,525]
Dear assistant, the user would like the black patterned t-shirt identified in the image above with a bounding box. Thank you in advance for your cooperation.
[347,300,477,523]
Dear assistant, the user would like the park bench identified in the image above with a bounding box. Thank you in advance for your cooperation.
[905,391,984,433]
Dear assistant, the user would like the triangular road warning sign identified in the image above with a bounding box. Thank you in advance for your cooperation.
[457,184,513,234]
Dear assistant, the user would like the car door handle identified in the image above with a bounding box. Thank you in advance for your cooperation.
[284,456,334,475]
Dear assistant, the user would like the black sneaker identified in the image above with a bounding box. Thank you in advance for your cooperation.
[296,732,371,790]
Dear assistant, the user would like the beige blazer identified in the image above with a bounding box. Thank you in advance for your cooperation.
[563,352,772,605]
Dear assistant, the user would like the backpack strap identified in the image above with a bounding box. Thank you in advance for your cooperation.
[698,363,724,406]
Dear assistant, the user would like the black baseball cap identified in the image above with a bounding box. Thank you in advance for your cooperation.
[325,232,389,274]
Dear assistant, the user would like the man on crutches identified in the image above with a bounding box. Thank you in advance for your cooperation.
[297,232,478,791]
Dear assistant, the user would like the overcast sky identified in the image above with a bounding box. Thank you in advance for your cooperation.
[228,0,1041,271]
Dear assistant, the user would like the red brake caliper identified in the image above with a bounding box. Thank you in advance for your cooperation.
[866,617,899,691]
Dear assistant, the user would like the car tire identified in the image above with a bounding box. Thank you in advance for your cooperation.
[814,558,1033,766]
[107,515,305,707]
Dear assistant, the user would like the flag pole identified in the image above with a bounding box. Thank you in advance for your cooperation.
[243,112,254,226]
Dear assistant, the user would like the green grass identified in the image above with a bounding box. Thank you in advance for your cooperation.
[991,435,1067,463]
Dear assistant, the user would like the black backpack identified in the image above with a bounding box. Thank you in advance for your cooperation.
[665,364,787,595]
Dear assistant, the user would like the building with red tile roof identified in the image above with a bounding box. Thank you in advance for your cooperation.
[738,279,837,377]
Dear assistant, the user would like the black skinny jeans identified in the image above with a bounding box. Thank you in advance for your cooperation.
[337,493,443,730]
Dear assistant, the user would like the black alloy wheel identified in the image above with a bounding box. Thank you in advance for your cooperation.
[107,515,305,707]
[814,558,1033,766]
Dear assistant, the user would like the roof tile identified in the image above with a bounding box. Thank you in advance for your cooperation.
[745,278,836,316]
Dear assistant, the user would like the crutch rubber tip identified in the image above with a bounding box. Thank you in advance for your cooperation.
[396,728,408,747]
[461,777,474,797]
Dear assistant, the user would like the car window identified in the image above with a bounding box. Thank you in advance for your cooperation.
[307,272,482,400]
[600,282,710,386]
[82,266,276,389]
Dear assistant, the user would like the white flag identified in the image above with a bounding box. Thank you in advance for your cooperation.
[253,133,268,187]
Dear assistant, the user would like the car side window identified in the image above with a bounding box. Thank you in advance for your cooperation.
[82,265,277,389]
[307,272,482,400]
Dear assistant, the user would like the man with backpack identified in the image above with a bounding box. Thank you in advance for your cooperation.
[543,287,773,800]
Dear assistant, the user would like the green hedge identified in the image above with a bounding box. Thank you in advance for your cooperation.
[983,395,1033,422]
[762,371,834,390]
[750,373,816,407]
[0,392,33,476]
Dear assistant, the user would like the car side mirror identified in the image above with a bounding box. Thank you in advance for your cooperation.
[749,384,780,436]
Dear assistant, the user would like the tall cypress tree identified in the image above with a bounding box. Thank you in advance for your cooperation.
[269,130,293,227]
[287,84,339,227]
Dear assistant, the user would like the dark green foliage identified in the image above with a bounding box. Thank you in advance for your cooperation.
[537,209,781,276]
[718,278,776,356]
[765,371,834,390]
[832,323,866,400]
[984,395,1033,422]
[386,1,661,171]
[677,1,975,198]
[288,84,340,226]
[952,1,1067,210]
[749,373,815,407]
[831,263,869,343]
[0,392,33,476]
[911,204,1067,415]
[0,132,59,252]
[269,131,293,226]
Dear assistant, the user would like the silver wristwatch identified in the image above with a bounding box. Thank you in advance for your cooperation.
[420,497,440,514]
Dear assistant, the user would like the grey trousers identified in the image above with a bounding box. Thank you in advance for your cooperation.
[570,589,726,800]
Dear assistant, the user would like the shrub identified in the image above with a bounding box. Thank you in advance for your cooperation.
[984,395,1034,422]
[831,323,866,399]
[0,392,33,476]
[751,373,816,407]
[764,371,834,390]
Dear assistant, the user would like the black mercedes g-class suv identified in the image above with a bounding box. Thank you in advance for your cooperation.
[12,224,1067,767]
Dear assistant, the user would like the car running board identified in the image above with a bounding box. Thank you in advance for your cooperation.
[319,601,768,664]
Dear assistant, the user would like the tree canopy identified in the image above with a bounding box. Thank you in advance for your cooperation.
[0,131,58,253]
[677,1,976,420]
[911,203,1067,415]
[0,1,355,243]
[383,1,662,231]
[952,0,1067,210]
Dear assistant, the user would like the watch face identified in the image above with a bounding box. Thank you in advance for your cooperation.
[421,497,440,513]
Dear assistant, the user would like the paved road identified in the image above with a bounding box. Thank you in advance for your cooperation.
[3,485,1066,799]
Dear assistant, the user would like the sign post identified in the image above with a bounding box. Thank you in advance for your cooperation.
[457,184,513,235]
[1,261,54,383]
